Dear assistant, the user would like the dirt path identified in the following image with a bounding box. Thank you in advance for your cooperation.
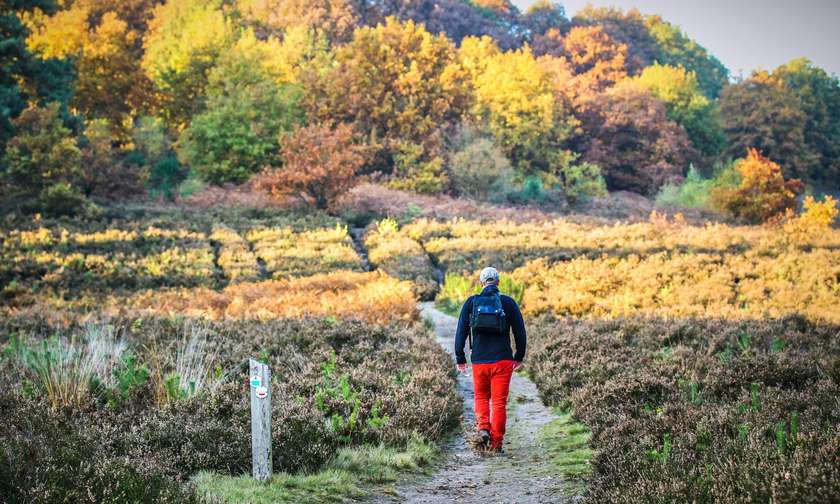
[378,303,572,504]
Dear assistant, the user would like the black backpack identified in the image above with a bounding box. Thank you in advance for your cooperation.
[469,293,506,348]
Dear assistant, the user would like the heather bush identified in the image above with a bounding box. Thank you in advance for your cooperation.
[527,315,840,502]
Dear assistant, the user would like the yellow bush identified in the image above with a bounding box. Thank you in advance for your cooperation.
[130,270,417,324]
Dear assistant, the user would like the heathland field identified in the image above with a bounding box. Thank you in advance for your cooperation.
[2,204,838,502]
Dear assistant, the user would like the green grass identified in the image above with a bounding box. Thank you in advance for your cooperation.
[193,436,439,503]
[538,409,595,496]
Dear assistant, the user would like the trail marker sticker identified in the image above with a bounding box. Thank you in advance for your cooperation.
[250,375,262,388]
[255,386,268,399]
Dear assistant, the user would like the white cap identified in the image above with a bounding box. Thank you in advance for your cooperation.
[480,267,500,283]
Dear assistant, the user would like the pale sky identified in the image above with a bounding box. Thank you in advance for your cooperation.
[513,0,840,78]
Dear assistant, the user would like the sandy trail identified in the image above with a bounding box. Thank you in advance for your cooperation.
[377,302,570,504]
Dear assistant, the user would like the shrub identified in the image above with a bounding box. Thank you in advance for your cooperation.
[448,137,513,199]
[38,182,89,217]
[148,156,188,201]
[783,195,839,238]
[797,194,839,229]
[712,148,803,223]
[388,142,448,195]
[255,123,367,210]
[560,162,608,203]
[505,175,549,205]
[655,164,716,208]
[1,103,83,212]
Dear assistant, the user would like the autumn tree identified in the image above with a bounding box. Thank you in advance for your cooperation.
[712,148,803,223]
[558,25,628,105]
[255,122,367,210]
[235,0,362,43]
[460,36,576,174]
[375,0,523,50]
[719,71,814,181]
[774,58,840,187]
[580,86,693,194]
[142,0,237,128]
[304,17,469,185]
[28,1,157,140]
[573,6,660,75]
[623,64,725,158]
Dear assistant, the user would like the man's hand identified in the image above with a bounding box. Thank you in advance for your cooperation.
[512,361,524,372]
[457,363,468,374]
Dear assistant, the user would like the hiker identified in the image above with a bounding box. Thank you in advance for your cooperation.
[455,266,526,453]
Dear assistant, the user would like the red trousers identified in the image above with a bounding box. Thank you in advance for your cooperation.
[472,359,515,449]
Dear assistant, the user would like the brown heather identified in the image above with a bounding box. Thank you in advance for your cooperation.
[0,314,459,502]
[527,315,840,503]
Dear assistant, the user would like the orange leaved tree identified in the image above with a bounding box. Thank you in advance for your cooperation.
[712,148,803,223]
[255,123,367,210]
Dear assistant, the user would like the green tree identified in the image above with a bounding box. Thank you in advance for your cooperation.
[720,71,814,181]
[645,15,728,98]
[774,58,840,188]
[624,64,725,158]
[177,47,304,185]
[142,0,237,128]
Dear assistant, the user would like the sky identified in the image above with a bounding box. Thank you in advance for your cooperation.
[512,0,840,78]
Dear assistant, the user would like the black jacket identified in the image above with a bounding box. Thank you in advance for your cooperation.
[454,284,526,365]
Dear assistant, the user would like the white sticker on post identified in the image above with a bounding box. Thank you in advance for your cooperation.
[250,375,262,388]
[255,386,268,399]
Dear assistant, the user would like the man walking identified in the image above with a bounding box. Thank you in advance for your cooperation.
[455,267,526,453]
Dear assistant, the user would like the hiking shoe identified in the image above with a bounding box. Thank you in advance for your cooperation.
[478,429,490,447]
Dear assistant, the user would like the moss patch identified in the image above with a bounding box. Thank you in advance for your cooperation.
[538,409,594,496]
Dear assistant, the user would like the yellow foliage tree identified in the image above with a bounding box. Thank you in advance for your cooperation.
[142,0,238,128]
[460,36,576,173]
[26,2,155,140]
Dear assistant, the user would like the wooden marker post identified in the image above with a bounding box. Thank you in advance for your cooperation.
[249,358,272,482]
